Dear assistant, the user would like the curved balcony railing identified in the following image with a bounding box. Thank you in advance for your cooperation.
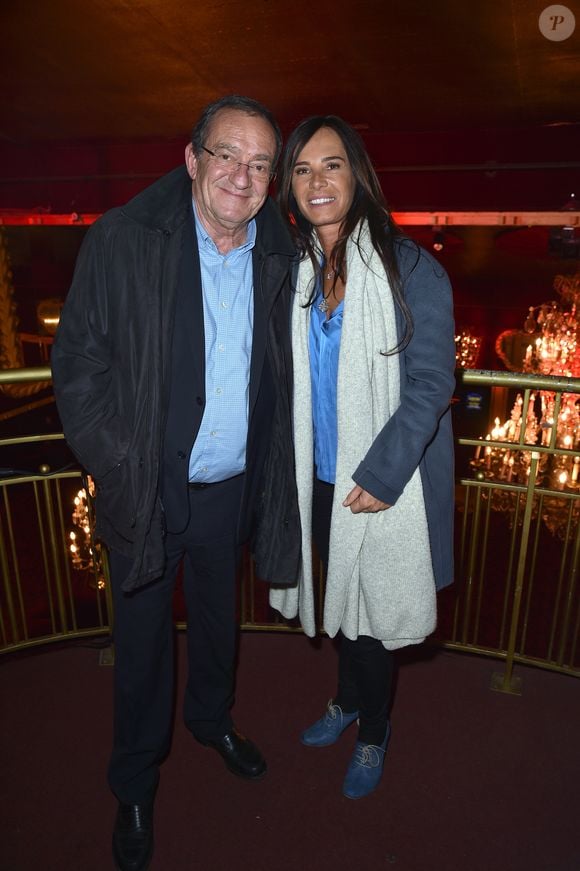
[1,367,578,693]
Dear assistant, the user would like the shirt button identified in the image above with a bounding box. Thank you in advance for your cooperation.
[216,387,222,394]
[221,301,228,309]
[218,344,224,352]
[210,430,217,437]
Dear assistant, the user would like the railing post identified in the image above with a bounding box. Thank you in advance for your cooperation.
[490,451,541,694]
[0,497,20,645]
[41,476,70,634]
[461,488,482,644]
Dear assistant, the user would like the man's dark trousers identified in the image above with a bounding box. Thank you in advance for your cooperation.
[107,473,245,804]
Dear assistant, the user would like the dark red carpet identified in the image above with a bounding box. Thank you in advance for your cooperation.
[1,633,578,871]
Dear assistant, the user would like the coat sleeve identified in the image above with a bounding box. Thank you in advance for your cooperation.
[352,243,455,505]
[51,219,130,479]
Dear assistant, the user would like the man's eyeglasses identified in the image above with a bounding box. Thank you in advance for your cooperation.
[200,146,276,183]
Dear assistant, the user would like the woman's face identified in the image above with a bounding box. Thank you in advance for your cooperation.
[291,127,356,243]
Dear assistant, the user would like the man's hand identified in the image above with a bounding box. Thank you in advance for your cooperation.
[342,485,390,514]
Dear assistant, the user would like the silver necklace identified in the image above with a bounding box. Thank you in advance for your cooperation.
[319,264,335,311]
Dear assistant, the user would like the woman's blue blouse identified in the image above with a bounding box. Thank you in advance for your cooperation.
[308,288,344,485]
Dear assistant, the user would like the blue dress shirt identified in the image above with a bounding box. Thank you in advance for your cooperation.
[309,288,344,484]
[188,201,256,483]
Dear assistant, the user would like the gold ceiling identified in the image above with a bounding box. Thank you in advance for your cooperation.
[1,0,579,143]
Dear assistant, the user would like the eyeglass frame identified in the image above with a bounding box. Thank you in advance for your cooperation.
[200,145,276,183]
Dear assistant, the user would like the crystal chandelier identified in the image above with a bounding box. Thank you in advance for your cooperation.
[521,272,580,379]
[68,476,105,588]
[69,487,94,571]
[455,329,482,369]
[471,271,580,537]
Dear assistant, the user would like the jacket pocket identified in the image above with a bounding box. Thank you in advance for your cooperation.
[95,455,141,543]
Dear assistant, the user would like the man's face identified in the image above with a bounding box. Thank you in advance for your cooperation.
[185,108,276,241]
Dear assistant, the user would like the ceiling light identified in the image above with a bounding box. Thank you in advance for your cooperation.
[432,229,445,252]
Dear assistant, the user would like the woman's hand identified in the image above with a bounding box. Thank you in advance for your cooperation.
[342,485,390,514]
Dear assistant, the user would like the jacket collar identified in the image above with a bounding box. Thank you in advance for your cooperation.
[254,197,295,259]
[121,165,295,261]
[120,166,191,234]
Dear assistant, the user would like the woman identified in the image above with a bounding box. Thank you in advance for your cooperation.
[269,116,456,799]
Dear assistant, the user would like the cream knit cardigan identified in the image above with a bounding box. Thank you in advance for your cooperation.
[269,224,437,650]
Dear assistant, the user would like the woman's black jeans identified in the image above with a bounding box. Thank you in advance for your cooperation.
[312,476,394,745]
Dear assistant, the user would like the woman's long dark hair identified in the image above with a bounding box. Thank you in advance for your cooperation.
[277,115,414,353]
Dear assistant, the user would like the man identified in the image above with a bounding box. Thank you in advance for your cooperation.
[51,95,299,871]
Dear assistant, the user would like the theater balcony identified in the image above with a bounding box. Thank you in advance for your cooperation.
[2,2,580,866]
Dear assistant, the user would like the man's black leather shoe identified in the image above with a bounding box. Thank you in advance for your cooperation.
[202,728,267,780]
[112,802,154,871]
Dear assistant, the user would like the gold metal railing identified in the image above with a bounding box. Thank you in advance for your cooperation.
[1,367,578,692]
[451,369,580,691]
[0,366,113,651]
[0,465,113,651]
